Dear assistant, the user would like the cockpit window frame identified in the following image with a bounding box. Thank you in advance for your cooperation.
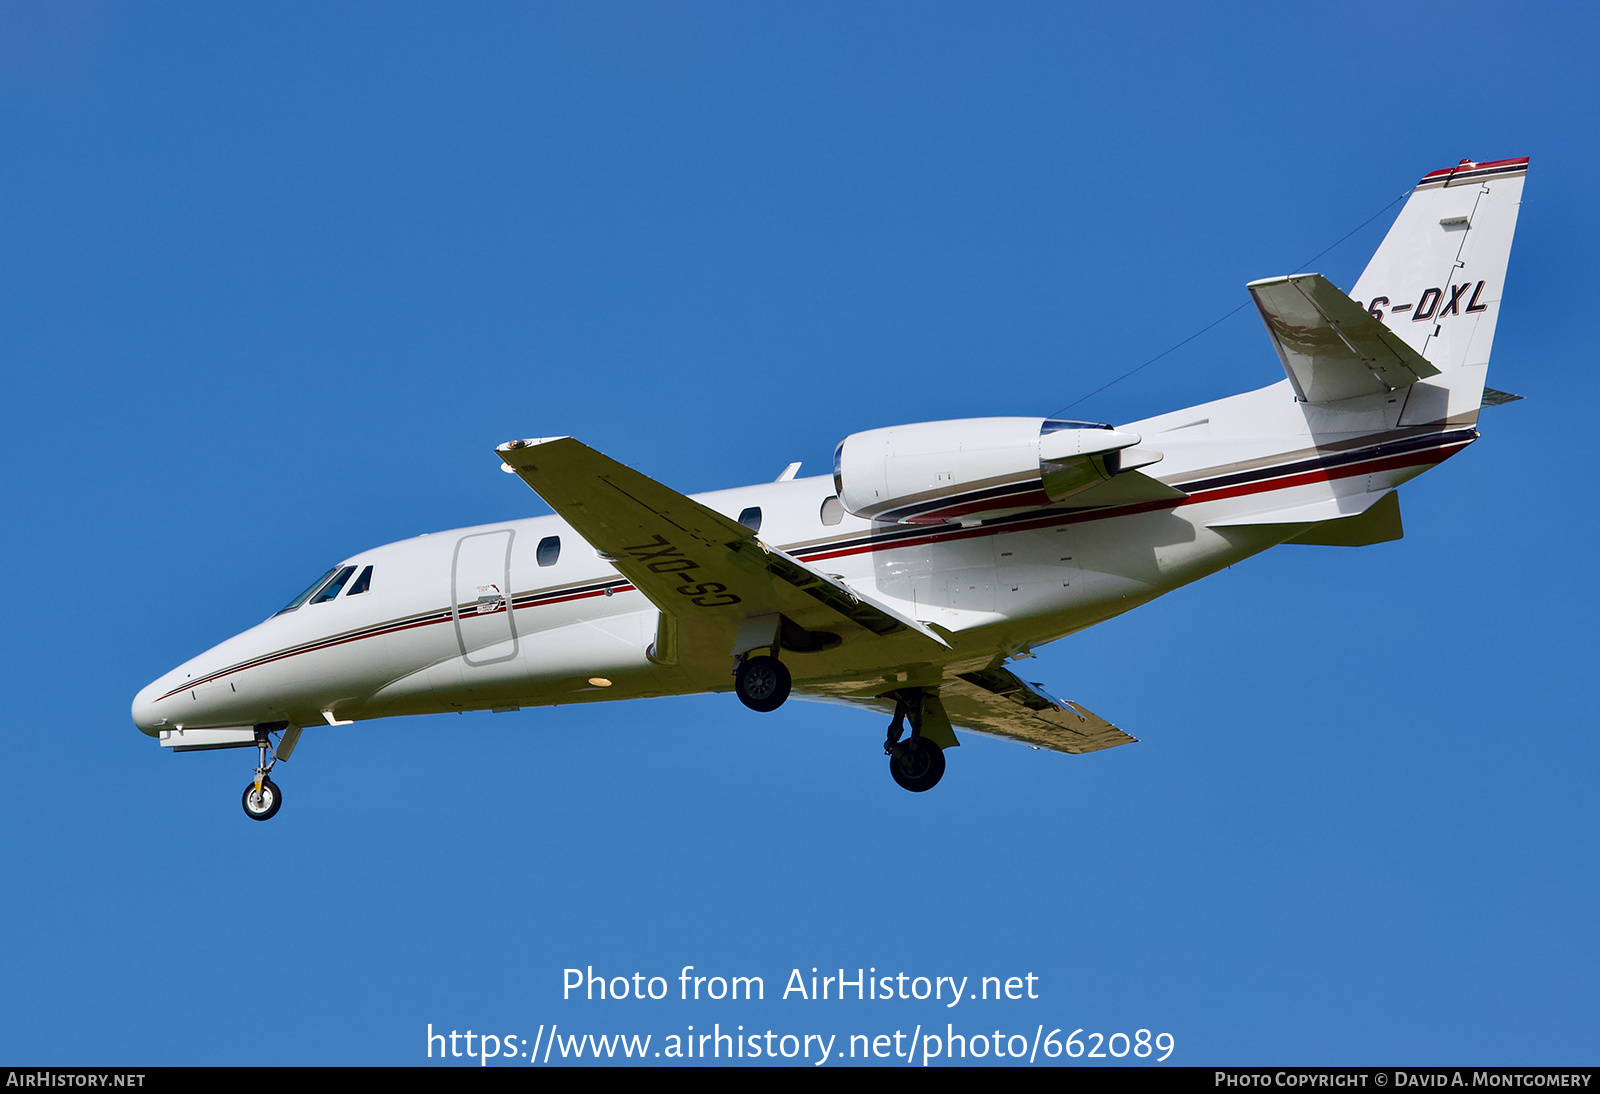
[274,567,340,616]
[308,565,358,605]
[346,565,374,597]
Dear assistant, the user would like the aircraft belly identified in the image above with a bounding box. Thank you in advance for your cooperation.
[953,508,1283,653]
[869,529,1006,614]
[942,543,997,612]
[520,613,653,685]
[996,525,1081,610]
[868,534,933,609]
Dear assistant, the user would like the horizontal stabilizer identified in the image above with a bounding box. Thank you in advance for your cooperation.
[1481,387,1523,407]
[1249,273,1440,403]
[1285,490,1403,546]
[1206,488,1393,528]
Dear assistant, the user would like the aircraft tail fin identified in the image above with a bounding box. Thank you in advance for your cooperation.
[1347,157,1527,420]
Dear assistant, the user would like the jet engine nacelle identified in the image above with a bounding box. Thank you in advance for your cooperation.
[832,417,1144,525]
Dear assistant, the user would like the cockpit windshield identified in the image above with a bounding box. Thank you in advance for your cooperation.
[308,565,358,605]
[274,567,339,616]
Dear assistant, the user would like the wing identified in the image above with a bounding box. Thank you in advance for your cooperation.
[939,666,1137,754]
[803,665,1137,756]
[495,436,949,653]
[1248,273,1440,403]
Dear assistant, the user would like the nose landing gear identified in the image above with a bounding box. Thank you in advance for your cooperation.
[240,724,294,821]
[243,775,282,821]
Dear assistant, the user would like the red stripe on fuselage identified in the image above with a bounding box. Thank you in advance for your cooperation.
[156,438,1467,701]
[1180,439,1468,505]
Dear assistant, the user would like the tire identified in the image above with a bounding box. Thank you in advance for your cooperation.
[888,738,945,793]
[735,655,791,713]
[242,777,282,821]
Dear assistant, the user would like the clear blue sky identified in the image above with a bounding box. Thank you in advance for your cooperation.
[2,1,1594,1066]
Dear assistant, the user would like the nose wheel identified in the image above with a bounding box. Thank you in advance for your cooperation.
[243,777,282,821]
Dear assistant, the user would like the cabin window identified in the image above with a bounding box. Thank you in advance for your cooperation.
[738,506,762,533]
[346,565,373,596]
[820,496,845,526]
[537,536,561,567]
[275,567,339,615]
[309,565,358,604]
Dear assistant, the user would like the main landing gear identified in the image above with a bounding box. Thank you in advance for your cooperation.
[735,654,791,713]
[730,649,947,793]
[884,692,946,793]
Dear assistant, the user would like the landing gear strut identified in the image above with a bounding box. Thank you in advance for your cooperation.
[735,654,791,712]
[884,692,946,793]
[242,727,283,821]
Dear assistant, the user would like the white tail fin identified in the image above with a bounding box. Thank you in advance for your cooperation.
[1349,157,1527,423]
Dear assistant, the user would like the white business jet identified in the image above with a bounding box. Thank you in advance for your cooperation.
[133,157,1527,820]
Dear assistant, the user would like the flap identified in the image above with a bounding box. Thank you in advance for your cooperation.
[1248,273,1441,403]
[496,436,948,649]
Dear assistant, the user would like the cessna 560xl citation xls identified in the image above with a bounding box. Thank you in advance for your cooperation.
[134,157,1527,820]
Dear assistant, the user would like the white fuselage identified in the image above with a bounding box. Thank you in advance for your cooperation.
[131,376,1473,741]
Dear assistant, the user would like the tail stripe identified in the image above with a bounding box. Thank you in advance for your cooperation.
[1416,157,1529,189]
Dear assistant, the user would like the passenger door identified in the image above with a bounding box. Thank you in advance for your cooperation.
[451,530,518,666]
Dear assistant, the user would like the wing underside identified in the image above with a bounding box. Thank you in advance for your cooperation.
[940,666,1137,754]
[806,666,1136,756]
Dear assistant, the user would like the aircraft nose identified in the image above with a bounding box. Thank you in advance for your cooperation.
[131,678,172,738]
